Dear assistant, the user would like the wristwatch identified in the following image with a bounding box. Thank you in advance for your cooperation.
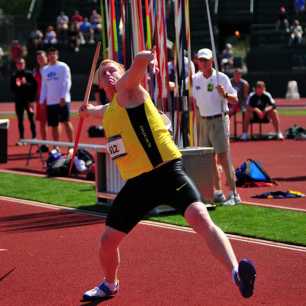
[224,92,229,99]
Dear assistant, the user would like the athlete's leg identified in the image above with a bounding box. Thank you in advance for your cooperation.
[99,226,126,283]
[184,202,238,272]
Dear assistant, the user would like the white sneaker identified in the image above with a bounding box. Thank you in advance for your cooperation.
[240,133,249,141]
[213,191,226,203]
[223,192,241,206]
[276,132,284,140]
[83,281,119,301]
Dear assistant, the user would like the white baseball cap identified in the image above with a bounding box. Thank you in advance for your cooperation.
[197,48,213,60]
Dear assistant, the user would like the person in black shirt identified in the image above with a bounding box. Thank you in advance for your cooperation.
[10,58,37,145]
[241,81,284,140]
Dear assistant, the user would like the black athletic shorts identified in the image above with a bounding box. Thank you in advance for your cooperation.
[47,103,70,127]
[106,159,202,233]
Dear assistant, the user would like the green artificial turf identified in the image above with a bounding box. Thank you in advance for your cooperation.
[278,108,306,116]
[0,172,306,246]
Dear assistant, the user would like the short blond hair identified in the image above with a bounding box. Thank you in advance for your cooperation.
[98,59,125,82]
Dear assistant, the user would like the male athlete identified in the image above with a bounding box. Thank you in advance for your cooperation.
[79,50,256,300]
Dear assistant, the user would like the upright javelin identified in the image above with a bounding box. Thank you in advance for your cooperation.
[204,0,225,117]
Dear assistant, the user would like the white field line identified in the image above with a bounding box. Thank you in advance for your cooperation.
[243,200,306,213]
[1,196,306,254]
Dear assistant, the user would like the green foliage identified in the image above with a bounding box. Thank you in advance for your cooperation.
[0,0,32,15]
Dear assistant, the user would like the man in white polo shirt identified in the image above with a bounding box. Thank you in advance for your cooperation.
[192,48,240,205]
[40,47,74,142]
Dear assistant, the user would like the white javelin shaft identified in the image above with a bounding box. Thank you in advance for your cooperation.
[205,0,225,115]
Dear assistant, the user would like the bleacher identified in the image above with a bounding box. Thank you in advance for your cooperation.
[245,0,306,97]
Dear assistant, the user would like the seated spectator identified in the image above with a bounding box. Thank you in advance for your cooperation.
[79,17,95,44]
[276,5,289,32]
[71,10,84,28]
[220,43,234,74]
[44,26,58,46]
[29,29,44,49]
[68,22,81,52]
[241,81,284,140]
[288,19,303,46]
[90,9,102,35]
[295,0,305,15]
[56,11,69,44]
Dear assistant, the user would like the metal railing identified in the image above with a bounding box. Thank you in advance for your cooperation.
[250,0,254,14]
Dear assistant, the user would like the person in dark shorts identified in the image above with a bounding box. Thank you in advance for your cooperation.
[241,81,284,140]
[79,50,256,301]
[39,47,74,142]
[10,58,37,145]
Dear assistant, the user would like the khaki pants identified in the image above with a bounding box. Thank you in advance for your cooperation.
[198,115,230,154]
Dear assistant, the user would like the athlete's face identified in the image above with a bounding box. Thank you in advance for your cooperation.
[99,63,124,89]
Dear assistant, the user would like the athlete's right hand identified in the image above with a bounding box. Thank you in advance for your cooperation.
[79,104,95,118]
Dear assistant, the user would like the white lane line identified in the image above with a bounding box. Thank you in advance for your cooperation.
[243,201,306,213]
[1,196,306,254]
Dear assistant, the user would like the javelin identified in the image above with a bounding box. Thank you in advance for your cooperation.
[68,42,101,176]
[205,0,227,130]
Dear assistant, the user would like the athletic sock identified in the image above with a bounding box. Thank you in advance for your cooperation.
[104,280,118,291]
[232,266,239,284]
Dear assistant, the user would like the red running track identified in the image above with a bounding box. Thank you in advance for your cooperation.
[1,198,306,306]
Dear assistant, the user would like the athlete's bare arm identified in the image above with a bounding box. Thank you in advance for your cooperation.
[116,50,155,108]
[79,103,109,120]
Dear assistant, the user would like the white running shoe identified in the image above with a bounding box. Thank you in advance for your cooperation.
[276,132,284,140]
[223,192,241,206]
[83,281,119,301]
[213,191,226,203]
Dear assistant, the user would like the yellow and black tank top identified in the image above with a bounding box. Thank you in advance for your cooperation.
[103,94,182,180]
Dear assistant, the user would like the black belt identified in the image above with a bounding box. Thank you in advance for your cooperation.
[201,112,228,120]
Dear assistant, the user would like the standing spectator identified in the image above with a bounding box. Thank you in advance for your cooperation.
[220,43,234,74]
[9,40,24,71]
[71,10,84,28]
[40,48,74,142]
[44,26,58,46]
[230,68,249,138]
[288,19,303,46]
[33,50,48,151]
[79,17,95,44]
[230,68,249,114]
[241,81,284,141]
[56,11,69,44]
[192,48,241,205]
[10,58,37,145]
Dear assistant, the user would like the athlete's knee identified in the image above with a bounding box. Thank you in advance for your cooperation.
[100,227,125,250]
[184,202,212,228]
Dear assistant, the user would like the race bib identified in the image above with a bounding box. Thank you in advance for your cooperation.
[107,135,127,160]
